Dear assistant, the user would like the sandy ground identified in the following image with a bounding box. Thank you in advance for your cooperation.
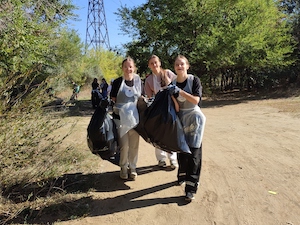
[56,93,300,225]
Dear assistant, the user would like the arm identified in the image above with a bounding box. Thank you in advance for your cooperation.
[176,76,201,105]
[171,95,179,112]
[144,76,154,97]
[163,69,176,86]
[110,77,122,103]
[178,89,200,105]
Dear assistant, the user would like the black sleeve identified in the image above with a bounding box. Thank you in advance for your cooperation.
[110,77,122,98]
[192,76,202,98]
[141,80,145,96]
[192,76,203,106]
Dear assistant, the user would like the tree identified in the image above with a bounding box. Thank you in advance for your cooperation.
[83,49,123,82]
[117,0,296,90]
[277,0,300,84]
[50,28,85,91]
[0,0,76,112]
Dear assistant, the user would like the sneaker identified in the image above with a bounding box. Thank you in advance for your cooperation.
[177,180,185,186]
[120,167,128,180]
[158,160,167,167]
[129,169,138,180]
[170,160,178,169]
[185,192,195,202]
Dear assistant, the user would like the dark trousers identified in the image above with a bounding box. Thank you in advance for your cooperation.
[177,144,202,193]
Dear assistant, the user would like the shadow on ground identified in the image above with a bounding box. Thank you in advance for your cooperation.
[1,165,187,224]
[42,97,96,117]
[202,87,300,108]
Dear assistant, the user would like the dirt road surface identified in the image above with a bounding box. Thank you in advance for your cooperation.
[56,93,300,225]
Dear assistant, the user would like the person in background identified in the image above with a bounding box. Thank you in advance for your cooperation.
[107,79,114,98]
[107,79,114,110]
[91,78,102,108]
[92,78,100,90]
[70,81,80,100]
[144,54,178,169]
[100,78,109,99]
[110,57,142,180]
[172,55,206,202]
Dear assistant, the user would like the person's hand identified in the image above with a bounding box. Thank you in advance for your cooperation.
[168,85,180,97]
[163,74,171,86]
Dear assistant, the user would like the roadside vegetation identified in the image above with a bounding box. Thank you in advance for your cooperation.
[1,0,300,224]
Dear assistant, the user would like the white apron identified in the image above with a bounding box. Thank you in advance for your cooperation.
[176,75,206,148]
[114,75,141,137]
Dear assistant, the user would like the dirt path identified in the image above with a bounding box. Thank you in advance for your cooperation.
[56,95,300,225]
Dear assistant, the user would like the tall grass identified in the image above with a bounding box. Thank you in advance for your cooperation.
[0,106,87,223]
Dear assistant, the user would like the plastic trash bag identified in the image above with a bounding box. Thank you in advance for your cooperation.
[91,89,103,108]
[87,103,119,165]
[135,90,191,154]
[135,97,151,142]
[118,101,139,138]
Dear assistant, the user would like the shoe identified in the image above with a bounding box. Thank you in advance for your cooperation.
[177,180,185,186]
[120,167,128,180]
[170,160,178,169]
[129,169,138,180]
[185,192,195,202]
[158,160,167,167]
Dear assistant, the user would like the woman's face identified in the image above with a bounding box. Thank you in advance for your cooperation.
[174,58,189,76]
[148,58,161,73]
[122,60,135,76]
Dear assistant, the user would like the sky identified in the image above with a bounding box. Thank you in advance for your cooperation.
[69,0,147,49]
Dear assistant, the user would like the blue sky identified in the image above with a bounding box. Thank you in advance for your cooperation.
[68,0,147,49]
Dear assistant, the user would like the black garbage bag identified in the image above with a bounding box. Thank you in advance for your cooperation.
[135,97,151,142]
[87,101,119,165]
[135,89,191,154]
[91,89,103,109]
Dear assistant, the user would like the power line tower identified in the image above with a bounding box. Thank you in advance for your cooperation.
[85,0,110,50]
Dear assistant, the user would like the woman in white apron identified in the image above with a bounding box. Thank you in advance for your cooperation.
[144,55,179,169]
[110,57,142,180]
[172,55,206,202]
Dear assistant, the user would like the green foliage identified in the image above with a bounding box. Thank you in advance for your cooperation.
[52,29,84,71]
[83,49,123,83]
[195,0,295,69]
[0,0,78,112]
[49,28,86,92]
[0,2,124,223]
[117,0,296,87]
[0,1,128,113]
[0,2,88,222]
[0,2,48,75]
[277,0,300,81]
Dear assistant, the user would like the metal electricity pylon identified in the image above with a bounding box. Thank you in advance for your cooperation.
[85,0,110,50]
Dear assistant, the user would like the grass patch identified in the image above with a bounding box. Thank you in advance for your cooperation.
[0,100,98,224]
